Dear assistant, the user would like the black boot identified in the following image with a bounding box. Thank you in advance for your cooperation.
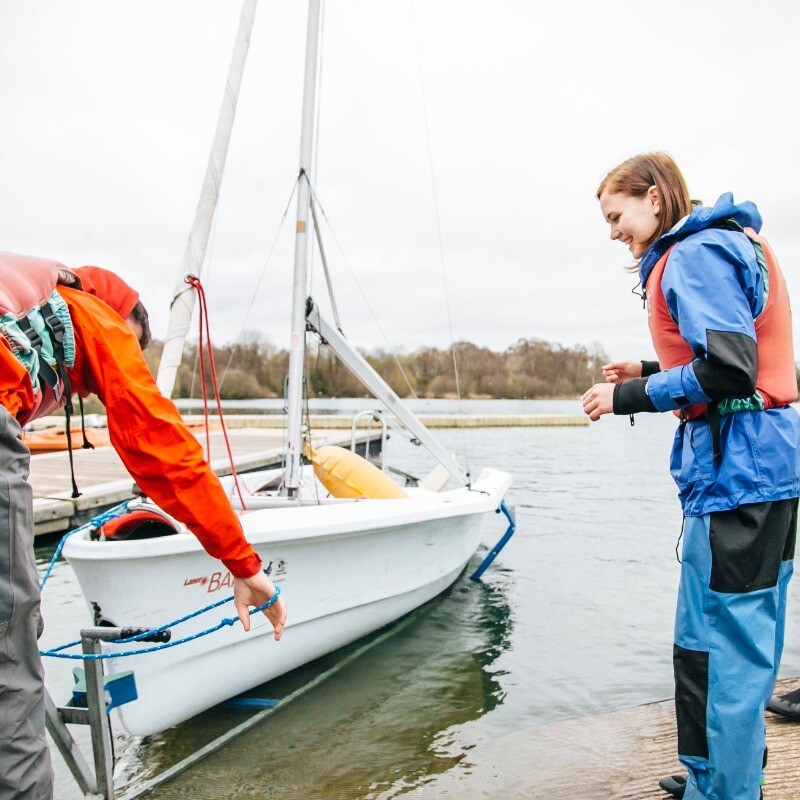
[658,773,763,798]
[767,686,800,719]
[658,774,686,798]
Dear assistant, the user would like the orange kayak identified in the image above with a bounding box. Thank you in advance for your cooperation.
[23,426,112,453]
[23,420,219,454]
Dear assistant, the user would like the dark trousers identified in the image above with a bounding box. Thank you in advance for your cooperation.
[0,407,52,800]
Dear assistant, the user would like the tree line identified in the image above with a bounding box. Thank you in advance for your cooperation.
[142,332,608,400]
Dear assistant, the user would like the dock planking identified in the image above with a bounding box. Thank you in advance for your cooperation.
[415,677,800,799]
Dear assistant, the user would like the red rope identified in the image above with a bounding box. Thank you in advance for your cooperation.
[188,275,248,511]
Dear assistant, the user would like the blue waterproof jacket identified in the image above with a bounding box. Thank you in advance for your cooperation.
[619,194,800,516]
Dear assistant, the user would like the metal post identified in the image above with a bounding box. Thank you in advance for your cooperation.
[44,691,99,797]
[157,0,259,398]
[82,634,115,800]
[284,0,322,495]
[309,198,343,332]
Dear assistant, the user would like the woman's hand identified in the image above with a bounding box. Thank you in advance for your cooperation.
[582,382,615,421]
[602,360,642,383]
[234,571,287,640]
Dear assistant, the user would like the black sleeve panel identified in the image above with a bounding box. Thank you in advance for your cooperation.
[641,360,661,377]
[693,329,757,401]
[613,378,657,415]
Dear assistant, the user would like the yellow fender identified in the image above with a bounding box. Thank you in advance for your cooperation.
[305,444,408,499]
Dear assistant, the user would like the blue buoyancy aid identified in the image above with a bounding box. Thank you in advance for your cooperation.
[639,195,800,515]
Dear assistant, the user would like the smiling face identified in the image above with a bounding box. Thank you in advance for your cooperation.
[599,187,661,258]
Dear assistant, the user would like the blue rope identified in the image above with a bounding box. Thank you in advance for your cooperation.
[39,500,132,590]
[470,500,516,581]
[43,593,236,654]
[38,501,283,661]
[40,587,282,661]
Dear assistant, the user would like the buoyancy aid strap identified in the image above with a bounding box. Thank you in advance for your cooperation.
[77,395,94,450]
[14,314,60,395]
[707,403,722,463]
[40,302,72,414]
[41,300,81,497]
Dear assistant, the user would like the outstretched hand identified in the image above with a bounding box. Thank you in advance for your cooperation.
[602,360,642,383]
[233,571,287,640]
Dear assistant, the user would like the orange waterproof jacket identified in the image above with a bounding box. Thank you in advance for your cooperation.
[0,285,261,579]
[0,337,34,419]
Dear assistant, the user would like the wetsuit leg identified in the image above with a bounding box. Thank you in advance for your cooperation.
[674,503,796,800]
[0,408,52,800]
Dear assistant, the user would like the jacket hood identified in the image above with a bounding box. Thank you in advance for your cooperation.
[638,193,762,285]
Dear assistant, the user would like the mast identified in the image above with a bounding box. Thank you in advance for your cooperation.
[284,0,322,495]
[156,0,258,398]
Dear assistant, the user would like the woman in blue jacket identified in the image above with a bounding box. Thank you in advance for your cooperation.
[583,152,800,800]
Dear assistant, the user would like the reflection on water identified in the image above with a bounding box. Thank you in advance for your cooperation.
[113,567,513,799]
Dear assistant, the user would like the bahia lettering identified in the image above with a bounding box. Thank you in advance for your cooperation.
[207,571,234,593]
[181,572,231,592]
[183,559,287,592]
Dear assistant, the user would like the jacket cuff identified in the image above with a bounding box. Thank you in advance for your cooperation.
[223,551,263,579]
[613,379,657,415]
[641,360,660,378]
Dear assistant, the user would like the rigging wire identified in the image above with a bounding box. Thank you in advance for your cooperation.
[217,176,302,389]
[299,0,325,499]
[305,181,419,401]
[410,1,470,480]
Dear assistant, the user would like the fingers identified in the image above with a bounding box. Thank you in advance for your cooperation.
[234,574,286,639]
[602,361,625,383]
[584,402,602,421]
[235,599,252,632]
[582,384,612,421]
[265,598,287,641]
[581,388,599,421]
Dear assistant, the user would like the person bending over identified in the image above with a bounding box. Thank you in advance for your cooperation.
[0,252,287,800]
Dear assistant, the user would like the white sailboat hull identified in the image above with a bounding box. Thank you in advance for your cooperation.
[63,467,511,735]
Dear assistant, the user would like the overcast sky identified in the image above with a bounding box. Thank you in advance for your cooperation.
[2,0,800,364]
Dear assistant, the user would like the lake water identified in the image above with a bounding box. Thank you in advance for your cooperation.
[37,400,800,798]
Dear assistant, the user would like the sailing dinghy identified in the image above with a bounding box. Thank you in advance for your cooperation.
[61,0,512,737]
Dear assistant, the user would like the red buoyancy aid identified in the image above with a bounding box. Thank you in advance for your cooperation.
[0,252,78,425]
[646,227,797,420]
